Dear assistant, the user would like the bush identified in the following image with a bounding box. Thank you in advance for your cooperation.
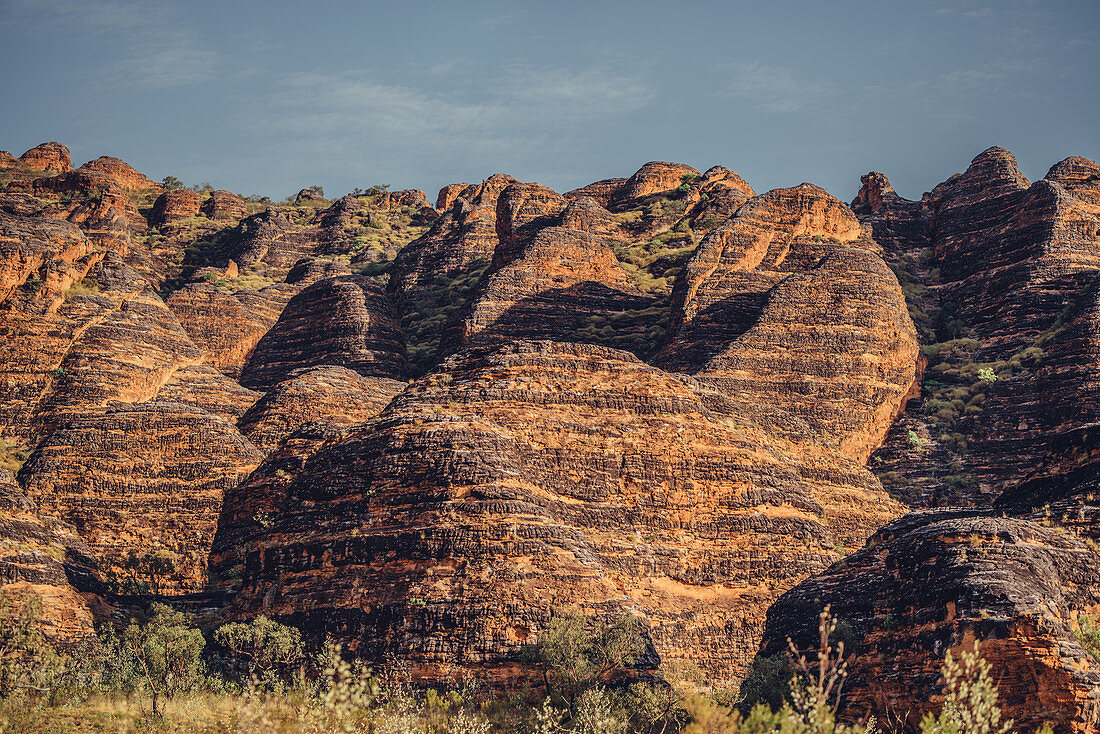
[124,603,206,714]
[523,610,645,713]
[214,616,304,690]
[918,643,1012,734]
[1074,612,1100,663]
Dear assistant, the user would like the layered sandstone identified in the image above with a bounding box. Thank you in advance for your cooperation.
[240,275,406,390]
[238,366,404,452]
[457,226,657,351]
[659,184,920,463]
[436,183,471,212]
[0,470,103,643]
[619,161,701,200]
[759,510,1100,732]
[77,156,158,192]
[0,215,205,439]
[216,340,902,684]
[20,402,262,594]
[19,142,71,174]
[150,189,203,228]
[201,190,249,222]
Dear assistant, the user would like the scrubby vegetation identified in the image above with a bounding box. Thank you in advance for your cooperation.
[0,598,1044,734]
[0,437,30,474]
[400,259,491,378]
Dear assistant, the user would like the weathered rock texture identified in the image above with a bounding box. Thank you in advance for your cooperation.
[77,156,158,192]
[458,225,657,350]
[19,142,71,174]
[759,510,1100,733]
[865,149,1100,507]
[20,402,262,593]
[238,366,403,452]
[758,148,1100,733]
[659,184,920,463]
[201,190,248,222]
[241,275,406,390]
[150,189,202,228]
[216,341,902,684]
[0,470,103,643]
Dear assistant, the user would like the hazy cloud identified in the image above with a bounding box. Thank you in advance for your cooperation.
[3,0,219,89]
[721,62,835,113]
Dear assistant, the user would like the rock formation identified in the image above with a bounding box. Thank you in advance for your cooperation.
[77,156,158,192]
[150,189,203,228]
[240,275,406,390]
[18,142,72,174]
[759,510,1100,732]
[238,366,404,452]
[20,402,262,594]
[659,184,920,463]
[0,469,103,643]
[755,149,1100,732]
[216,341,902,684]
[201,189,249,222]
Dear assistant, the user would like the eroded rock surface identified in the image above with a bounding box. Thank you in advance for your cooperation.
[20,402,262,594]
[760,510,1100,732]
[238,366,403,452]
[241,275,406,390]
[216,341,901,684]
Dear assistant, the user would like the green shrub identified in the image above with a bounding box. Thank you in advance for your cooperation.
[918,643,1012,734]
[124,603,206,714]
[214,616,304,690]
[1075,612,1100,663]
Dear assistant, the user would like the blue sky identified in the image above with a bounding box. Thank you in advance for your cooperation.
[1,0,1096,203]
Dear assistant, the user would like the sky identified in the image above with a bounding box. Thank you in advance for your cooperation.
[1,0,1097,204]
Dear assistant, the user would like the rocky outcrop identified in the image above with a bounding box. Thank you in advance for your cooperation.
[0,470,103,644]
[20,402,262,594]
[0,213,207,439]
[201,190,248,222]
[294,188,326,205]
[866,150,1100,507]
[150,189,202,228]
[755,149,1100,732]
[436,183,471,212]
[238,366,404,452]
[493,182,568,264]
[388,175,518,374]
[240,275,406,390]
[565,178,630,208]
[216,340,902,684]
[166,258,352,378]
[154,364,259,423]
[620,161,700,200]
[166,281,298,378]
[19,142,71,174]
[759,510,1100,733]
[77,156,158,191]
[659,184,920,463]
[684,166,756,234]
[391,175,518,297]
[381,189,430,211]
[458,226,657,350]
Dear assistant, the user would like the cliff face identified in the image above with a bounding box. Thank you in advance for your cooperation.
[756,151,1100,732]
[240,275,406,390]
[659,184,919,463]
[0,470,104,643]
[759,510,1100,732]
[215,340,902,684]
[863,149,1100,507]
